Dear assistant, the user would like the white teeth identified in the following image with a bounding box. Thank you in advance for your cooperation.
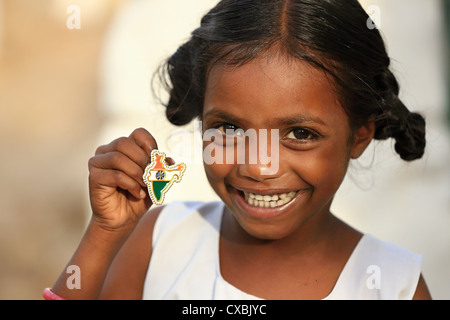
[243,191,297,208]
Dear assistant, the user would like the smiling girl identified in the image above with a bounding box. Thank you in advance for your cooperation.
[46,0,431,300]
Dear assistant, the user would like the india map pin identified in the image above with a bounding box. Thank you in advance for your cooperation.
[143,150,186,205]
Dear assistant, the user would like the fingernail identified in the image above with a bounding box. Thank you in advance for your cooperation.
[140,189,146,199]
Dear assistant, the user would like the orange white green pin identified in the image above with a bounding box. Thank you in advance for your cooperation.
[143,149,186,205]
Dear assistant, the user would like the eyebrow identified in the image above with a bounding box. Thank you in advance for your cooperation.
[203,109,327,127]
[203,110,242,124]
[273,114,327,127]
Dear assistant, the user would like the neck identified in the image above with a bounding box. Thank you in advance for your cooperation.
[222,203,341,259]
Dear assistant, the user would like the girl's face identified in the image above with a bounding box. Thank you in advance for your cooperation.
[202,54,373,241]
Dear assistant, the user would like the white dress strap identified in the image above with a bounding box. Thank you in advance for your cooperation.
[142,201,224,299]
[324,234,423,300]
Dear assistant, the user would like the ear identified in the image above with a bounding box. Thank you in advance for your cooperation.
[350,118,376,159]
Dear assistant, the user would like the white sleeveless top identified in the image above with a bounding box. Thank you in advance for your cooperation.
[142,201,423,300]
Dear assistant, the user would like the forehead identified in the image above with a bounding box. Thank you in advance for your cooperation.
[203,55,347,127]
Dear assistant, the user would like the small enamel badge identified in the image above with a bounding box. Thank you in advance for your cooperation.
[143,150,186,205]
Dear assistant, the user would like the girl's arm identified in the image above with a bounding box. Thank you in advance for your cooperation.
[49,128,160,300]
[98,205,164,299]
[50,218,137,300]
[412,274,432,300]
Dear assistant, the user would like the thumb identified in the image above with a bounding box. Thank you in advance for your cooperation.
[165,157,176,166]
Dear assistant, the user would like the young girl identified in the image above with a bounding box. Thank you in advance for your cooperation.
[46,0,432,300]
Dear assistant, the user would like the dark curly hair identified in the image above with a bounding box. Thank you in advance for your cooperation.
[155,0,426,161]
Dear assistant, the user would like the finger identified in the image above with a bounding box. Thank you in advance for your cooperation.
[129,128,158,158]
[90,168,146,200]
[95,137,151,170]
[89,152,146,188]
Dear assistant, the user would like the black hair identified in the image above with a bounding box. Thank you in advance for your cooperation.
[155,0,426,161]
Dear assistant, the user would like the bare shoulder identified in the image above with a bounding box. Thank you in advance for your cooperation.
[99,205,165,299]
[412,274,432,300]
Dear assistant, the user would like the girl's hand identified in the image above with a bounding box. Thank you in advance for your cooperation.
[88,128,158,232]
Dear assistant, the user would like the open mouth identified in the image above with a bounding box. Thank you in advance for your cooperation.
[243,191,297,208]
[230,186,309,220]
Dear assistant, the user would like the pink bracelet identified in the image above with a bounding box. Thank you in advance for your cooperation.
[42,288,67,300]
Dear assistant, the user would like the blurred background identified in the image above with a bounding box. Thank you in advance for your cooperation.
[0,0,448,300]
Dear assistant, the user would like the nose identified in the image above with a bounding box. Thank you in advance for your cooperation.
[238,161,280,182]
[236,128,280,181]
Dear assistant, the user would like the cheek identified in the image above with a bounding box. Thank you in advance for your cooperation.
[203,141,229,180]
[203,162,236,203]
[202,138,236,190]
[203,163,229,182]
[293,142,351,194]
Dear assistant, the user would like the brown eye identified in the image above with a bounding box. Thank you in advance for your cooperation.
[217,124,244,137]
[219,124,238,132]
[287,128,317,140]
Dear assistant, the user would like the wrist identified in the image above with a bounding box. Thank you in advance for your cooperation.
[42,288,67,300]
[85,216,136,250]
[89,214,137,238]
